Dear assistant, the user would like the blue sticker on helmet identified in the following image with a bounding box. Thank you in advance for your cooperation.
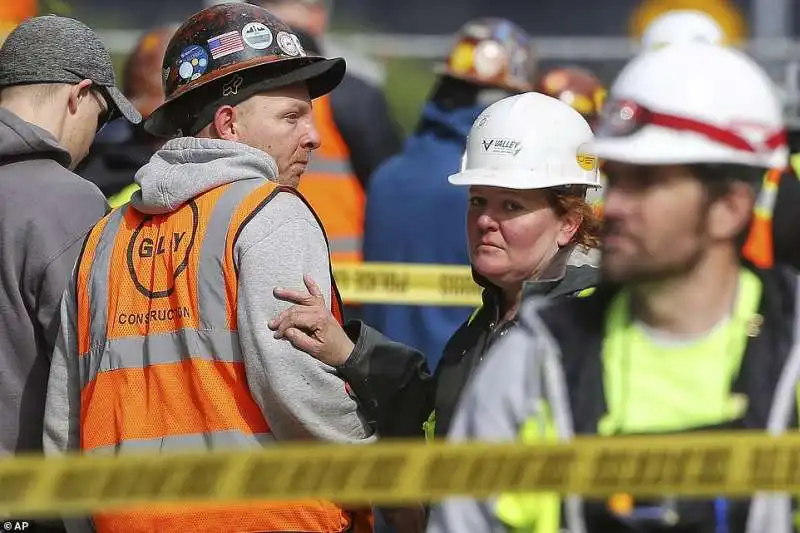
[177,45,209,82]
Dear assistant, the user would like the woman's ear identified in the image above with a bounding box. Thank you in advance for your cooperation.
[557,209,583,247]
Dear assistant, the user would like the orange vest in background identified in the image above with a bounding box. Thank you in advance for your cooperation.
[742,167,782,269]
[0,0,35,42]
[75,179,363,532]
[299,94,365,264]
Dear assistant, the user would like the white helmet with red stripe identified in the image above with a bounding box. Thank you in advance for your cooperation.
[593,42,787,169]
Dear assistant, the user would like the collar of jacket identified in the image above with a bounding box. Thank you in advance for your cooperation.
[472,245,601,318]
[130,136,280,215]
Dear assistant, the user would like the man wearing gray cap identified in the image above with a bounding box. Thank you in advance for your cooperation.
[0,14,140,531]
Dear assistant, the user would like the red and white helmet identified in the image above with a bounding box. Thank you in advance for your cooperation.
[593,42,787,169]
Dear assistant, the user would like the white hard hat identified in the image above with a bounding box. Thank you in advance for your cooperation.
[593,42,787,169]
[449,92,601,190]
[640,10,724,50]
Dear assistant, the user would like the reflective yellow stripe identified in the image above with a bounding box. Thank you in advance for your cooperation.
[467,304,483,326]
[107,183,140,208]
[495,405,560,533]
[422,410,436,442]
[576,287,595,298]
[790,153,800,178]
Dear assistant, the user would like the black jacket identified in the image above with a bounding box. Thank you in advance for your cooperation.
[338,260,601,439]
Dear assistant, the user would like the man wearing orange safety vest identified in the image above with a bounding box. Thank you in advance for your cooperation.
[292,27,366,263]
[43,5,375,533]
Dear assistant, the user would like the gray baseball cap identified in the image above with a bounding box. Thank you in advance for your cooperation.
[0,15,141,124]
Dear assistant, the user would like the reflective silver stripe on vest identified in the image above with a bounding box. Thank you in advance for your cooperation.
[307,155,353,176]
[87,208,126,352]
[85,429,275,455]
[197,179,264,329]
[80,328,242,385]
[329,235,362,255]
[753,175,779,217]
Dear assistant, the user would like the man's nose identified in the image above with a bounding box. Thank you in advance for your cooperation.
[302,123,321,151]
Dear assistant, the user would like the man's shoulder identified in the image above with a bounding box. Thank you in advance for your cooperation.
[0,159,106,222]
[235,188,323,247]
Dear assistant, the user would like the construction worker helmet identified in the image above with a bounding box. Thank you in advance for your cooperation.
[449,92,601,192]
[436,18,536,93]
[640,9,724,50]
[594,42,787,169]
[535,66,607,129]
[145,3,344,137]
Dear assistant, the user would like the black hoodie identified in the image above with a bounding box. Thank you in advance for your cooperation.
[0,108,107,457]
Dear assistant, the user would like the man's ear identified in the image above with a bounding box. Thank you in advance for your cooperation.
[707,181,756,240]
[212,105,239,141]
[68,79,94,115]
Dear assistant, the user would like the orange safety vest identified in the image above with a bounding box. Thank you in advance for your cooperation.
[299,94,365,264]
[75,179,366,532]
[741,167,782,269]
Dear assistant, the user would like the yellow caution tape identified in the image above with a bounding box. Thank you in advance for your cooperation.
[332,262,482,306]
[4,432,800,518]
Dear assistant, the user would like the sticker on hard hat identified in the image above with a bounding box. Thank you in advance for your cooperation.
[449,41,476,75]
[599,100,645,137]
[473,40,506,79]
[207,30,245,60]
[482,138,523,156]
[241,22,273,50]
[176,45,209,82]
[276,31,301,56]
[576,143,598,171]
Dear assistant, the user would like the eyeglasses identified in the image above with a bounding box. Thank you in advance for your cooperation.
[91,86,112,133]
[597,99,786,155]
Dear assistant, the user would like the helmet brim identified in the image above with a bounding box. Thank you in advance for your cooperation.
[144,55,345,137]
[448,168,601,190]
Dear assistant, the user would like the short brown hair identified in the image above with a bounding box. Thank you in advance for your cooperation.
[546,190,602,249]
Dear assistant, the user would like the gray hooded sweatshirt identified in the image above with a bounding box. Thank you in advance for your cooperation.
[0,108,107,458]
[44,137,376,470]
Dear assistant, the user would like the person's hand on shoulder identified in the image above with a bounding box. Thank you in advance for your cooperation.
[269,274,354,366]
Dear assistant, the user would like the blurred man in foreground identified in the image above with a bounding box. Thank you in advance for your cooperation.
[429,41,798,533]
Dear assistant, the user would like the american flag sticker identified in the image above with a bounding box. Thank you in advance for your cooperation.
[208,30,245,60]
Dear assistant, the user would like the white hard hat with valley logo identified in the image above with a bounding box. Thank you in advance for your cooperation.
[449,92,602,191]
[593,42,788,169]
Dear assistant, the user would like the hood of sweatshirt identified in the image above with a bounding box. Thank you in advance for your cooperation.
[131,136,279,214]
[0,108,71,167]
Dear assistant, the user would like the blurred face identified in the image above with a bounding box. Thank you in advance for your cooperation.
[62,81,110,169]
[232,83,321,188]
[467,186,579,291]
[601,162,752,284]
[260,2,327,36]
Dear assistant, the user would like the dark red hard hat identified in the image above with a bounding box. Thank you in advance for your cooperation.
[144,2,345,137]
[535,66,607,128]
